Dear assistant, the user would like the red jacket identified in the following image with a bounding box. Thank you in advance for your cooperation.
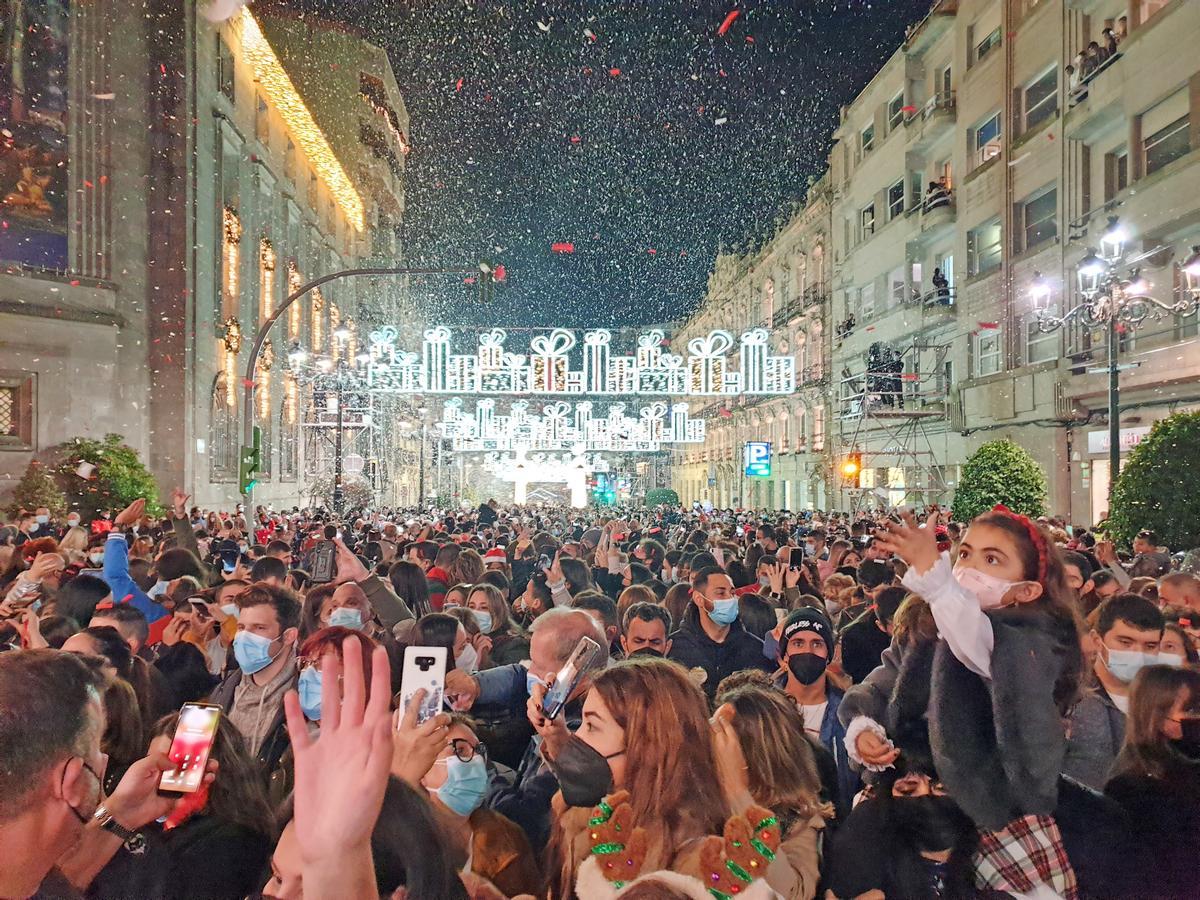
[426,566,452,611]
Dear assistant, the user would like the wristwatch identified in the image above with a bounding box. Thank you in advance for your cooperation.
[92,805,147,855]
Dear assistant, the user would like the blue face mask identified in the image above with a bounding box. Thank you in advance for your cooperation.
[472,610,494,634]
[35,515,49,525]
[706,595,740,626]
[221,603,240,620]
[234,630,280,675]
[434,755,488,817]
[328,607,365,631]
[298,666,323,720]
[525,669,545,696]
[148,580,169,599]
[1104,647,1155,684]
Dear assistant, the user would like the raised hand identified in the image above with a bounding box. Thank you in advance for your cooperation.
[171,488,191,519]
[873,511,940,575]
[114,498,146,528]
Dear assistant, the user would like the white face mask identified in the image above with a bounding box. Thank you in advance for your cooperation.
[455,643,479,673]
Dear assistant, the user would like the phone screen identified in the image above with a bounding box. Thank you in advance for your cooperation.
[158,703,220,794]
[542,636,604,720]
[400,646,447,725]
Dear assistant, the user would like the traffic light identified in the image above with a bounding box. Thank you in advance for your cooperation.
[840,451,862,487]
[239,426,262,496]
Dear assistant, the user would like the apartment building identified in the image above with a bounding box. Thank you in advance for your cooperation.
[672,177,833,511]
[674,0,1200,524]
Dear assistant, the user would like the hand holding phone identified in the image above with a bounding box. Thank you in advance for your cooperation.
[400,646,448,725]
[159,703,221,793]
[542,636,604,720]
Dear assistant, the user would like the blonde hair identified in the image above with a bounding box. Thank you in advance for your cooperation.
[448,549,484,586]
[58,526,90,553]
[822,573,856,605]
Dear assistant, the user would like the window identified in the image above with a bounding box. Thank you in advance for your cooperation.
[860,283,876,317]
[888,180,905,219]
[1026,318,1059,364]
[1023,68,1058,132]
[1106,147,1129,200]
[975,329,1003,376]
[975,26,1001,64]
[860,203,876,239]
[217,35,235,102]
[1142,92,1190,176]
[861,124,875,155]
[968,218,1002,275]
[255,92,270,144]
[939,64,952,98]
[974,113,1001,168]
[210,377,238,482]
[1021,187,1057,250]
[813,405,826,451]
[1139,0,1169,23]
[888,93,905,129]
[911,261,924,295]
[0,373,34,449]
[890,267,906,306]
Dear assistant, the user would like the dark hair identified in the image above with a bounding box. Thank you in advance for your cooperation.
[737,593,776,639]
[266,539,292,557]
[433,543,461,570]
[154,642,217,705]
[560,556,593,594]
[637,539,666,571]
[1061,550,1094,581]
[409,613,461,670]
[627,562,654,586]
[388,560,432,618]
[479,569,510,595]
[574,592,619,634]
[622,601,672,636]
[0,650,105,820]
[874,585,907,625]
[758,524,778,543]
[77,625,134,681]
[410,540,438,564]
[1093,569,1119,590]
[55,574,112,625]
[237,582,302,632]
[250,556,288,583]
[1096,593,1164,638]
[858,559,894,590]
[1135,529,1158,546]
[90,603,149,648]
[289,569,311,592]
[150,711,275,838]
[37,614,80,649]
[156,547,205,582]
[692,566,728,593]
[300,583,338,638]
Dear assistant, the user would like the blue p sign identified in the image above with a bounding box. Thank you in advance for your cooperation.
[744,442,772,478]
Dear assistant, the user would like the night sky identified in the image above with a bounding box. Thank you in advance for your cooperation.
[288,0,933,328]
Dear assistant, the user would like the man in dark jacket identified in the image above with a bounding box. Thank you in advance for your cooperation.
[210,583,300,778]
[667,567,772,699]
[839,585,905,684]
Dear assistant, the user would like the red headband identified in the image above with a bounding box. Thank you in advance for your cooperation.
[991,504,1048,584]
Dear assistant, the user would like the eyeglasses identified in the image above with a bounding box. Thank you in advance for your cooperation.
[449,738,486,763]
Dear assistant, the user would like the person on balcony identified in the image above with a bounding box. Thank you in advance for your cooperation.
[932,268,950,305]
[923,181,951,213]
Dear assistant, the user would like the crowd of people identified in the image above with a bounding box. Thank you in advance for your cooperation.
[1066,15,1127,102]
[1,491,1198,899]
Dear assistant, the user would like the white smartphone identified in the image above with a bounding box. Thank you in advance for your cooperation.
[399,646,447,725]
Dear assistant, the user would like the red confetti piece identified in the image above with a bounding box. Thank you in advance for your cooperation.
[551,242,575,254]
[609,67,621,77]
[583,66,593,75]
[719,407,733,418]
[69,280,79,286]
[718,68,728,77]
[493,265,506,282]
[569,135,581,144]
[455,77,463,92]
[84,180,94,189]
[978,321,999,329]
[717,9,741,36]
[647,248,657,255]
[901,105,917,114]
[464,276,476,284]
[745,36,755,44]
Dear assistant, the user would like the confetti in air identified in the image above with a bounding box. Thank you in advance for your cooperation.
[717,9,742,36]
[202,0,249,23]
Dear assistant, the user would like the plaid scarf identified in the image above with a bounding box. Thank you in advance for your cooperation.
[974,814,1078,899]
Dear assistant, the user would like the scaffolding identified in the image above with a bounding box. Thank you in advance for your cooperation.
[836,337,953,512]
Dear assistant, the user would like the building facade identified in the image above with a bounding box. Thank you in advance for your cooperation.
[674,0,1200,524]
[0,0,416,510]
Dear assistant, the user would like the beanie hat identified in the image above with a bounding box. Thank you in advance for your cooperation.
[483,547,507,564]
[781,606,833,653]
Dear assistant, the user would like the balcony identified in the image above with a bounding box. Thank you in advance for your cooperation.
[1064,52,1124,141]
[914,189,956,244]
[904,0,959,55]
[905,91,956,153]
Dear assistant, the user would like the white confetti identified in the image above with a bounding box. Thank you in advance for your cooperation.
[202,0,248,23]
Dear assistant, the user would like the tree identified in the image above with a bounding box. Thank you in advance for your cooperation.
[952,439,1046,523]
[1108,412,1200,551]
[53,434,163,520]
[7,459,67,518]
[644,487,681,508]
[307,474,374,512]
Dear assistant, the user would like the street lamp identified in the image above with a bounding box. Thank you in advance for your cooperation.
[333,321,352,343]
[1028,218,1200,500]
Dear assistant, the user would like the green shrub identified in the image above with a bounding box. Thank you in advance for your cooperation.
[53,434,162,520]
[1108,412,1200,551]
[644,488,681,508]
[952,439,1047,523]
[7,459,67,518]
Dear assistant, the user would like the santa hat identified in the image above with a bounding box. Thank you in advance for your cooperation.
[483,547,507,564]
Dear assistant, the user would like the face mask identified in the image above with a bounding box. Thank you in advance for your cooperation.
[433,755,489,816]
[472,610,493,634]
[328,607,365,631]
[707,596,739,626]
[28,522,39,533]
[89,553,104,566]
[238,543,249,553]
[548,734,623,808]
[1103,646,1155,684]
[298,666,323,720]
[525,669,545,696]
[221,603,240,620]
[1157,652,1185,668]
[148,580,169,599]
[456,643,479,673]
[234,630,281,675]
[1175,717,1200,758]
[67,518,80,528]
[758,576,772,587]
[35,515,49,525]
[787,651,829,685]
[952,566,1018,610]
[628,646,664,659]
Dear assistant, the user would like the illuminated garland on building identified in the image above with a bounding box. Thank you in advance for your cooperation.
[285,373,298,425]
[259,238,276,324]
[287,260,302,339]
[241,9,365,231]
[222,207,242,315]
[311,287,324,347]
[259,338,274,418]
[221,317,244,408]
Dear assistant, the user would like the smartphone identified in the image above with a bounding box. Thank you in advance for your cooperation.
[219,548,238,573]
[188,599,212,620]
[400,646,447,725]
[538,553,552,571]
[158,703,221,794]
[542,636,605,721]
[311,540,337,583]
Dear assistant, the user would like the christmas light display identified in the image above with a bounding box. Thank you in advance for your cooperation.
[436,398,705,453]
[365,326,796,397]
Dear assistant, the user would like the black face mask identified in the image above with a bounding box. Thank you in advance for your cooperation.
[890,795,971,854]
[628,647,665,659]
[1174,716,1200,758]
[548,734,623,808]
[787,651,828,685]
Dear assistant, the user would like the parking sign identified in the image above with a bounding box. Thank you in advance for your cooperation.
[744,442,772,478]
